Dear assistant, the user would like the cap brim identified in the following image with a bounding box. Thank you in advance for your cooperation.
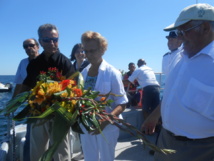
[164,20,190,31]
[164,23,176,31]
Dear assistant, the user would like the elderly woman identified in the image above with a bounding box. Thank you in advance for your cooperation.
[70,43,89,72]
[80,31,128,161]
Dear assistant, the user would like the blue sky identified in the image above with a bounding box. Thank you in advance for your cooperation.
[1,0,214,75]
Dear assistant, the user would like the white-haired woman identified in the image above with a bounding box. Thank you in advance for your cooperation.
[80,31,128,161]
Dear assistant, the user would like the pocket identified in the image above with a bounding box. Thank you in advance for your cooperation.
[181,78,214,120]
[98,82,111,94]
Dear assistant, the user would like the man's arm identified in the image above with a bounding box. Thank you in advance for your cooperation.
[141,103,161,135]
[111,103,126,117]
[12,84,23,98]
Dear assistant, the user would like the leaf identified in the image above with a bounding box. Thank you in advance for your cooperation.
[41,85,47,94]
[56,105,78,126]
[80,114,95,131]
[39,114,70,161]
[53,90,67,96]
[82,87,92,97]
[13,105,31,121]
[91,112,101,133]
[77,72,84,89]
[28,103,59,119]
[1,91,29,115]
[46,80,55,83]
[67,71,80,80]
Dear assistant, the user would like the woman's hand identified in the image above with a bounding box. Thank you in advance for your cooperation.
[89,119,109,135]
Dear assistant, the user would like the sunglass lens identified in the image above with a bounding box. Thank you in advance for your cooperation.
[42,38,58,43]
[29,44,35,47]
[23,44,35,49]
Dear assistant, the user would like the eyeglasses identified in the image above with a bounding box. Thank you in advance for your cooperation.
[84,49,98,54]
[176,23,202,36]
[41,37,58,43]
[23,44,35,49]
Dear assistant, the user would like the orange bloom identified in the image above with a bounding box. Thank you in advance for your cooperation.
[73,88,83,97]
[60,80,72,90]
[100,97,106,101]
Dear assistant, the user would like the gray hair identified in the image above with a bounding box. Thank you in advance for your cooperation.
[191,20,214,32]
[38,24,58,38]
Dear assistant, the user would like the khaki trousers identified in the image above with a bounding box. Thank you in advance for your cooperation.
[30,120,71,161]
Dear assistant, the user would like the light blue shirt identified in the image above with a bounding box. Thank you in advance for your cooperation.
[14,58,29,84]
[162,41,214,139]
[84,76,97,90]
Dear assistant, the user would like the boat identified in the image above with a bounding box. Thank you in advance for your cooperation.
[0,83,13,92]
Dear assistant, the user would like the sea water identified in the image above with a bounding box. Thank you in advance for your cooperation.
[0,74,165,143]
[0,75,15,143]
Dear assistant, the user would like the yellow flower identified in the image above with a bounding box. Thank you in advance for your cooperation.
[60,92,68,98]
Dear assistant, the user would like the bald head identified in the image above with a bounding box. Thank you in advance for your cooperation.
[23,38,39,60]
[137,59,146,67]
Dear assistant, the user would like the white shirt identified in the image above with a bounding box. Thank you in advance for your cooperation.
[14,58,29,84]
[81,59,128,114]
[128,65,159,88]
[161,41,214,139]
[162,46,183,78]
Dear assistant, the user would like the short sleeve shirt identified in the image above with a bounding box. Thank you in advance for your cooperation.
[14,58,29,84]
[128,65,159,88]
[23,51,74,88]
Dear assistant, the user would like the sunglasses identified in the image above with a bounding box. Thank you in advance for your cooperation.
[84,49,98,54]
[23,44,36,49]
[41,37,58,43]
[176,23,202,36]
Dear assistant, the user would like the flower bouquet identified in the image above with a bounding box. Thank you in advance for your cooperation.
[1,67,175,161]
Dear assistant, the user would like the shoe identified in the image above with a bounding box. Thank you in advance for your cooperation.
[72,153,84,161]
[149,150,155,155]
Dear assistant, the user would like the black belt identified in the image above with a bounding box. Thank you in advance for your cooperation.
[165,129,214,141]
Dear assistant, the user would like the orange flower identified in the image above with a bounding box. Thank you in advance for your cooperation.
[73,88,83,97]
[100,97,106,101]
[60,80,72,90]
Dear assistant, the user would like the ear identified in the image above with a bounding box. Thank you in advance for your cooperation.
[38,39,43,48]
[201,21,212,35]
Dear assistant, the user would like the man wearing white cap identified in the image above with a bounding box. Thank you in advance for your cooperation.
[144,3,214,161]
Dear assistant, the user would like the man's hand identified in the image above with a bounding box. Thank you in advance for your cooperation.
[141,103,161,135]
[141,114,159,135]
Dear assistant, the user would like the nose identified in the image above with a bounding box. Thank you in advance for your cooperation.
[50,40,55,44]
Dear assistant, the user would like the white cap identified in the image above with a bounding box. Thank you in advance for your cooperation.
[164,3,214,31]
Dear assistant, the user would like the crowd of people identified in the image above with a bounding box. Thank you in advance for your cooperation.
[12,3,214,161]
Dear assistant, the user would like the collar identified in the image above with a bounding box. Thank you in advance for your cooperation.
[85,59,107,71]
[185,41,214,60]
